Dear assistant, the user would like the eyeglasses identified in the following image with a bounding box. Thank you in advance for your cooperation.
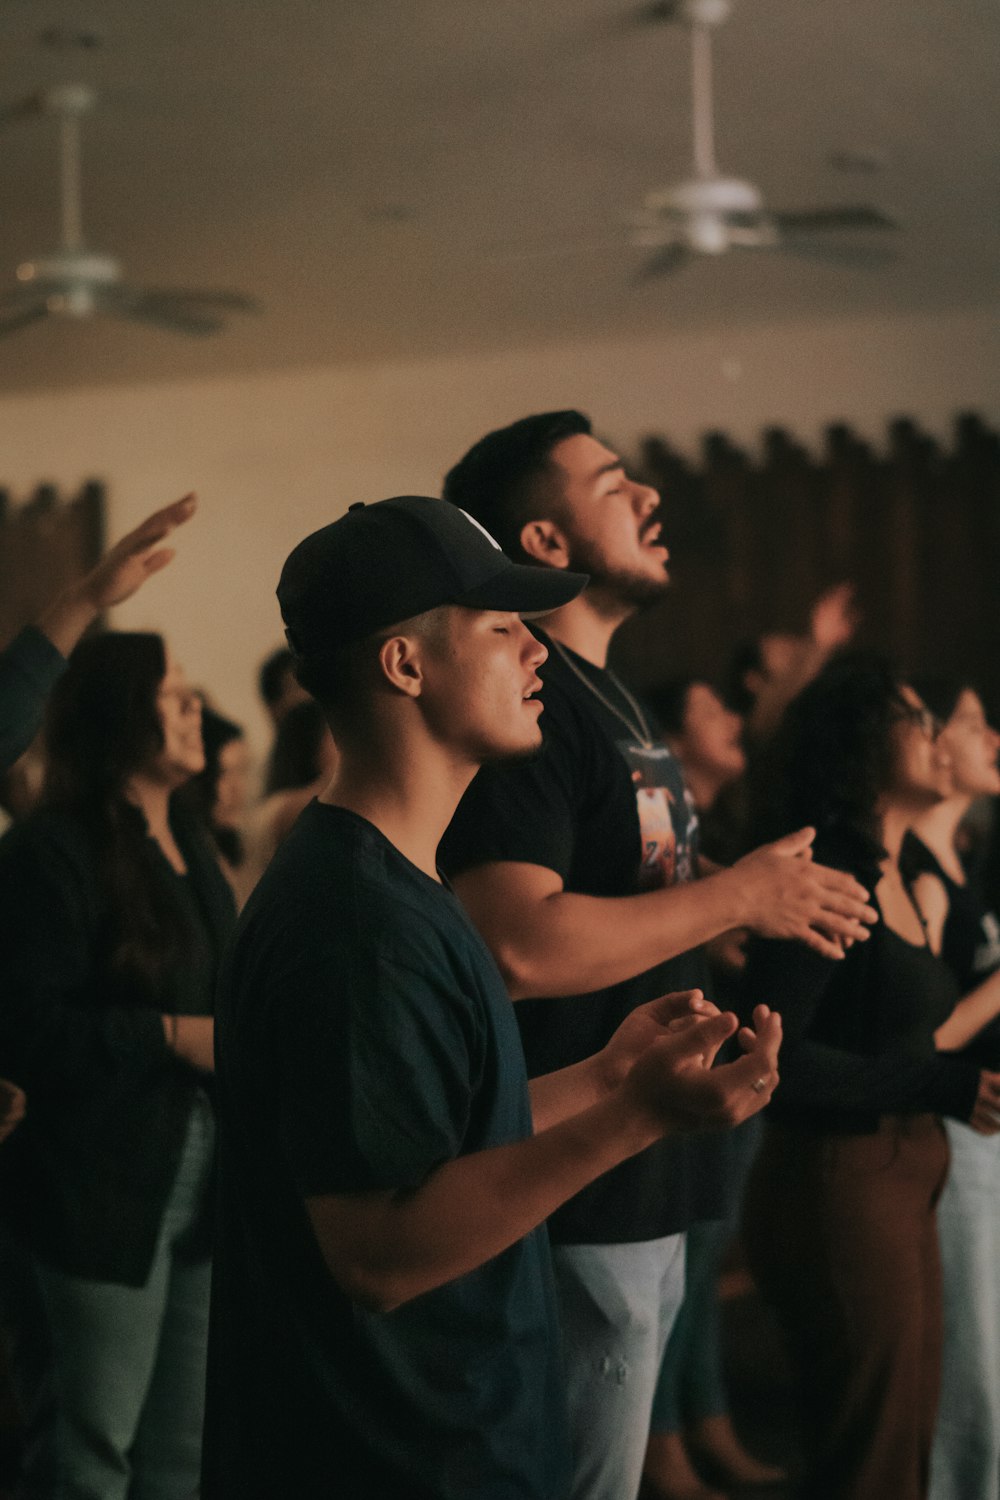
[893,703,940,739]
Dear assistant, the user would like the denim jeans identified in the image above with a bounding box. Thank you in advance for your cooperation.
[930,1118,1000,1500]
[648,1217,730,1434]
[24,1092,214,1500]
[550,1233,686,1500]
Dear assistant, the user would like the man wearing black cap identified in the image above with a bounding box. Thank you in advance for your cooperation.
[201,496,783,1500]
[438,416,877,1499]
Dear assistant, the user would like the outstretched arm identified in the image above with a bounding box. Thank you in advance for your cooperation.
[306,1006,781,1312]
[36,492,196,657]
[452,826,875,1001]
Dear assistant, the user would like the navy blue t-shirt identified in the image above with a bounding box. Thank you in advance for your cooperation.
[203,802,569,1500]
[440,633,717,1244]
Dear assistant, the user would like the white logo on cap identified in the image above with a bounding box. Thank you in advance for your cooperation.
[459,509,503,551]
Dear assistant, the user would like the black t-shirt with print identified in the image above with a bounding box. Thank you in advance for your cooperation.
[203,802,570,1500]
[440,631,715,1245]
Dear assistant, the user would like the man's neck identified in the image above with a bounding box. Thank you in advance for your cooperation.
[320,734,477,883]
[538,592,630,669]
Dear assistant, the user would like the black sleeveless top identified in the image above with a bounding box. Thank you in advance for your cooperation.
[904,832,1000,1070]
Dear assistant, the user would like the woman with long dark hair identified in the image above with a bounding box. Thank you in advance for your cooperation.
[903,681,1000,1500]
[740,654,1000,1500]
[0,631,235,1500]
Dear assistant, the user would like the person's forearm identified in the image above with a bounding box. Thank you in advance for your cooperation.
[458,873,743,1000]
[307,1092,659,1312]
[529,1056,607,1132]
[35,580,99,659]
[935,969,1000,1052]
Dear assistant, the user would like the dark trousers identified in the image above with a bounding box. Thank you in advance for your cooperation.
[743,1115,949,1500]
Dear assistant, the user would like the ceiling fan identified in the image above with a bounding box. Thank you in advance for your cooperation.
[624,0,901,277]
[0,82,260,338]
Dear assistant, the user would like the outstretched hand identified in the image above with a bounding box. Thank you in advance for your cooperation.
[83,492,197,609]
[37,493,197,658]
[598,989,715,1093]
[620,1002,781,1136]
[810,582,860,653]
[735,826,877,961]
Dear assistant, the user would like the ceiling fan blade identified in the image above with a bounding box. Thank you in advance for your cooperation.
[0,302,49,338]
[635,243,690,281]
[487,235,629,264]
[134,288,261,313]
[772,206,899,233]
[98,289,225,336]
[777,239,901,269]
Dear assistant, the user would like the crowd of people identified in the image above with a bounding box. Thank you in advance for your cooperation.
[0,414,997,1500]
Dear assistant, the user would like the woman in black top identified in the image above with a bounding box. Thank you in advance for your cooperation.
[0,631,235,1500]
[905,682,1000,1500]
[740,655,1000,1500]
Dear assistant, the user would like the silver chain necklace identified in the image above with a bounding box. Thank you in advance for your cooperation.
[549,637,655,750]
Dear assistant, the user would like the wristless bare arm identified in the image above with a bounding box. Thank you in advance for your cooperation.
[161,1014,215,1072]
[452,828,875,1001]
[307,1007,781,1312]
[935,968,1000,1052]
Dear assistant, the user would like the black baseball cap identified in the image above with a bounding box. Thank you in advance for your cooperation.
[278,495,588,656]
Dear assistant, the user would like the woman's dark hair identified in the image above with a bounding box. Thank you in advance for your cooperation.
[43,631,195,997]
[264,698,329,796]
[178,705,245,867]
[909,675,976,729]
[644,675,698,737]
[754,652,905,854]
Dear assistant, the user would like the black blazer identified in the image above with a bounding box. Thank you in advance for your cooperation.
[0,802,235,1285]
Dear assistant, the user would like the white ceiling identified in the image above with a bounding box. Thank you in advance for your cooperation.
[0,0,996,396]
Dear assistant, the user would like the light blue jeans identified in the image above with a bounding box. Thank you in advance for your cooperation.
[550,1233,687,1500]
[930,1117,1000,1500]
[648,1217,730,1434]
[25,1093,214,1500]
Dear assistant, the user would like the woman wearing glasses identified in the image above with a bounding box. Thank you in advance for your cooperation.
[740,655,1000,1500]
[0,631,235,1500]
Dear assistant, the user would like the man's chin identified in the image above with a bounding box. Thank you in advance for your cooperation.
[479,732,546,767]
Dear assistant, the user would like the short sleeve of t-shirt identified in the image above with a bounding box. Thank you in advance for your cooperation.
[271,922,484,1199]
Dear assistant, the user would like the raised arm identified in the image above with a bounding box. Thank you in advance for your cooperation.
[36,492,196,658]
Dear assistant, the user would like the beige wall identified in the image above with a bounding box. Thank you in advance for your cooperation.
[1,300,996,751]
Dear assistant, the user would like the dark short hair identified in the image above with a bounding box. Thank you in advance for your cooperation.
[442,410,591,560]
[258,647,296,707]
[264,698,330,796]
[645,676,699,737]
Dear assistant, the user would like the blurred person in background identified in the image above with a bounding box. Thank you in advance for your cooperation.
[178,705,252,905]
[257,645,309,731]
[0,493,196,1150]
[242,697,337,888]
[741,655,1000,1500]
[0,630,235,1500]
[725,582,859,746]
[904,680,1000,1500]
[641,676,782,1500]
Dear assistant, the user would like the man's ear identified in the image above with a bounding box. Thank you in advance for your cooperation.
[519,518,572,570]
[378,634,425,698]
